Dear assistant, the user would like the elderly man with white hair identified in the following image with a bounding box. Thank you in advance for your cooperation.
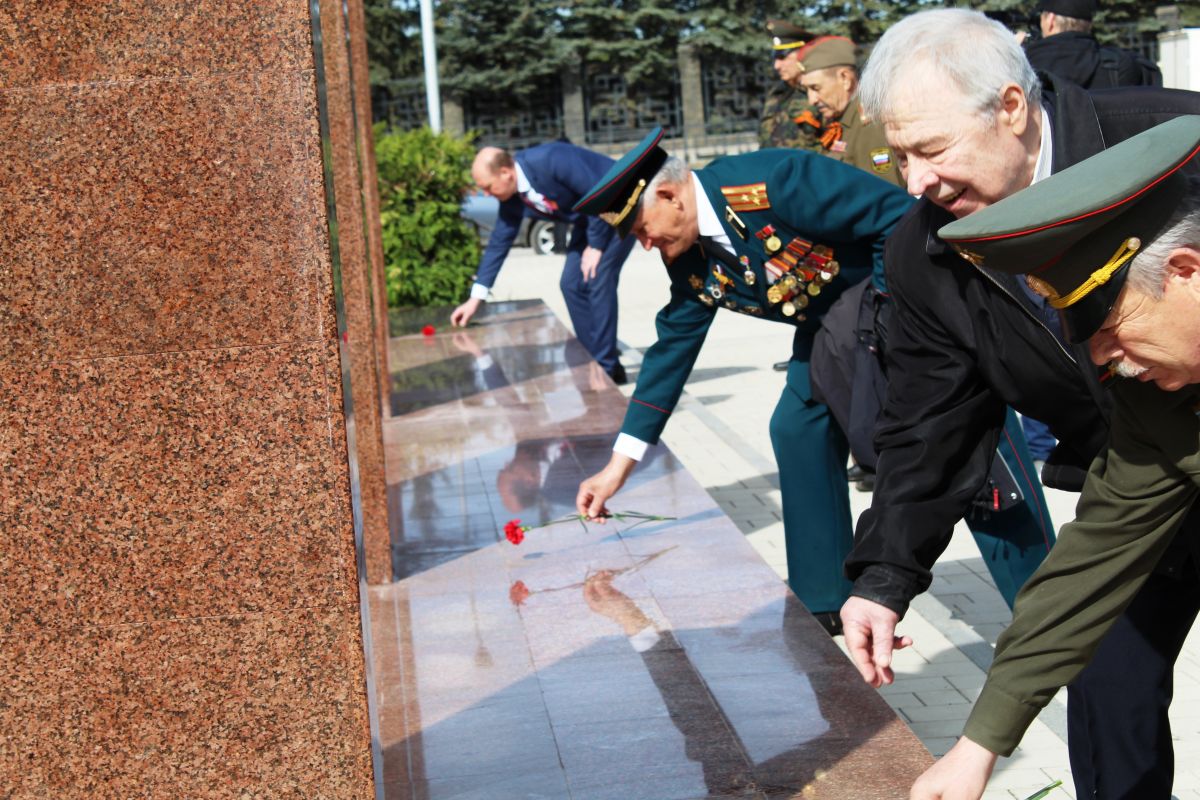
[836,8,1200,797]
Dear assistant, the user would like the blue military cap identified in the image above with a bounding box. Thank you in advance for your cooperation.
[574,127,667,238]
[939,115,1200,343]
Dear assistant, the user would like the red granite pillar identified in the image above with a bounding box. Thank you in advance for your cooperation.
[0,2,378,794]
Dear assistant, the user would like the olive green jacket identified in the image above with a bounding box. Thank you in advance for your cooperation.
[823,95,903,188]
[965,379,1200,755]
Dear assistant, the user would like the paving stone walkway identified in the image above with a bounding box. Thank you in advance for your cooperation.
[483,246,1200,800]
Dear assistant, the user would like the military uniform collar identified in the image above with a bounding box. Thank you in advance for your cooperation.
[839,94,864,131]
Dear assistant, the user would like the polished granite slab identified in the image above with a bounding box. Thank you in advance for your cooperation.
[372,300,931,799]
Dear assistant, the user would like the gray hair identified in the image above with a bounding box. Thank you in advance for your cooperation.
[644,156,689,208]
[1126,176,1200,299]
[860,9,1041,124]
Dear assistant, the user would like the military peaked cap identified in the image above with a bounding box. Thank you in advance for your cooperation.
[574,127,668,238]
[939,115,1200,343]
[767,19,817,58]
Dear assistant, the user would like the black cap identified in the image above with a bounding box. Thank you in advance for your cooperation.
[1034,0,1096,21]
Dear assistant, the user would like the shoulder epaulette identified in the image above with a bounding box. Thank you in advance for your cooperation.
[721,182,771,212]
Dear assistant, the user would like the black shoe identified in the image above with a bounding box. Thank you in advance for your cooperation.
[608,364,627,385]
[772,360,789,372]
[847,464,869,481]
[812,611,843,637]
[854,475,875,492]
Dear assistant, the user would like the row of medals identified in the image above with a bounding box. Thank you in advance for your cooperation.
[705,234,841,318]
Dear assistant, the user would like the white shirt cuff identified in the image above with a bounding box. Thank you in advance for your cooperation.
[469,282,491,300]
[613,433,649,462]
[629,626,661,653]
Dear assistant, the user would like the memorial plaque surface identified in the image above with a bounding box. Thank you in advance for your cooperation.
[370,301,931,799]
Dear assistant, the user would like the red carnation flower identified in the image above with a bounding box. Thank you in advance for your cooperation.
[509,580,531,606]
[422,324,436,337]
[504,519,525,545]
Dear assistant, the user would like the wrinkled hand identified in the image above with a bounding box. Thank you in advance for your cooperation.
[910,737,997,800]
[583,570,650,635]
[580,246,603,282]
[576,454,636,521]
[450,297,482,327]
[841,596,913,687]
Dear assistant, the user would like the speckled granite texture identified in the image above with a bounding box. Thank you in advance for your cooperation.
[1,2,378,795]
[313,0,390,587]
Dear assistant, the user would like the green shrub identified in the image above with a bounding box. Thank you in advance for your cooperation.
[375,125,481,307]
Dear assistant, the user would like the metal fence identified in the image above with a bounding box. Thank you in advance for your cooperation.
[582,70,683,146]
[375,21,1166,148]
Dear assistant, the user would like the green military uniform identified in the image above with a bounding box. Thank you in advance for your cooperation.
[819,94,903,187]
[967,380,1200,755]
[792,35,903,187]
[936,115,1200,756]
[576,129,914,614]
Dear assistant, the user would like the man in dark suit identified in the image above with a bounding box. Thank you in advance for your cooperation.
[841,8,1200,796]
[450,143,636,383]
[571,128,913,632]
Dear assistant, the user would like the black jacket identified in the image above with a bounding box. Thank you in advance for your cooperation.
[1024,32,1154,90]
[846,77,1200,616]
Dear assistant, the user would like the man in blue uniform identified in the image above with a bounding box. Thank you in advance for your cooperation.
[572,128,913,630]
[450,143,636,383]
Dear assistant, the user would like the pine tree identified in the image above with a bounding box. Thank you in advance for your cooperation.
[437,0,571,102]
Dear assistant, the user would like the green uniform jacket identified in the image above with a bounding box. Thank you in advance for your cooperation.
[619,150,913,444]
[965,379,1200,755]
[822,95,903,188]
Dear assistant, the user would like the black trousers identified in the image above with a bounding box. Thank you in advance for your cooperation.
[1067,569,1200,799]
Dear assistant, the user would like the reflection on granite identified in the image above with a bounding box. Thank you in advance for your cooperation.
[373,300,931,798]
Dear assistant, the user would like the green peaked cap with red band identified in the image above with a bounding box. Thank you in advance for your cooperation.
[938,114,1200,343]
[574,126,668,238]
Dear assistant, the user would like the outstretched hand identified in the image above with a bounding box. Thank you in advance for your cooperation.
[575,454,636,522]
[909,736,998,800]
[840,596,913,687]
[450,297,483,327]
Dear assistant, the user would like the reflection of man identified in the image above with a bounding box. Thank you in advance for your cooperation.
[571,127,912,633]
[840,9,1200,798]
[1022,0,1161,89]
[792,36,902,187]
[759,20,824,152]
[450,143,636,384]
[912,117,1200,800]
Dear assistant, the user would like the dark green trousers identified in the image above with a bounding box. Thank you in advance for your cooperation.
[771,359,854,613]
